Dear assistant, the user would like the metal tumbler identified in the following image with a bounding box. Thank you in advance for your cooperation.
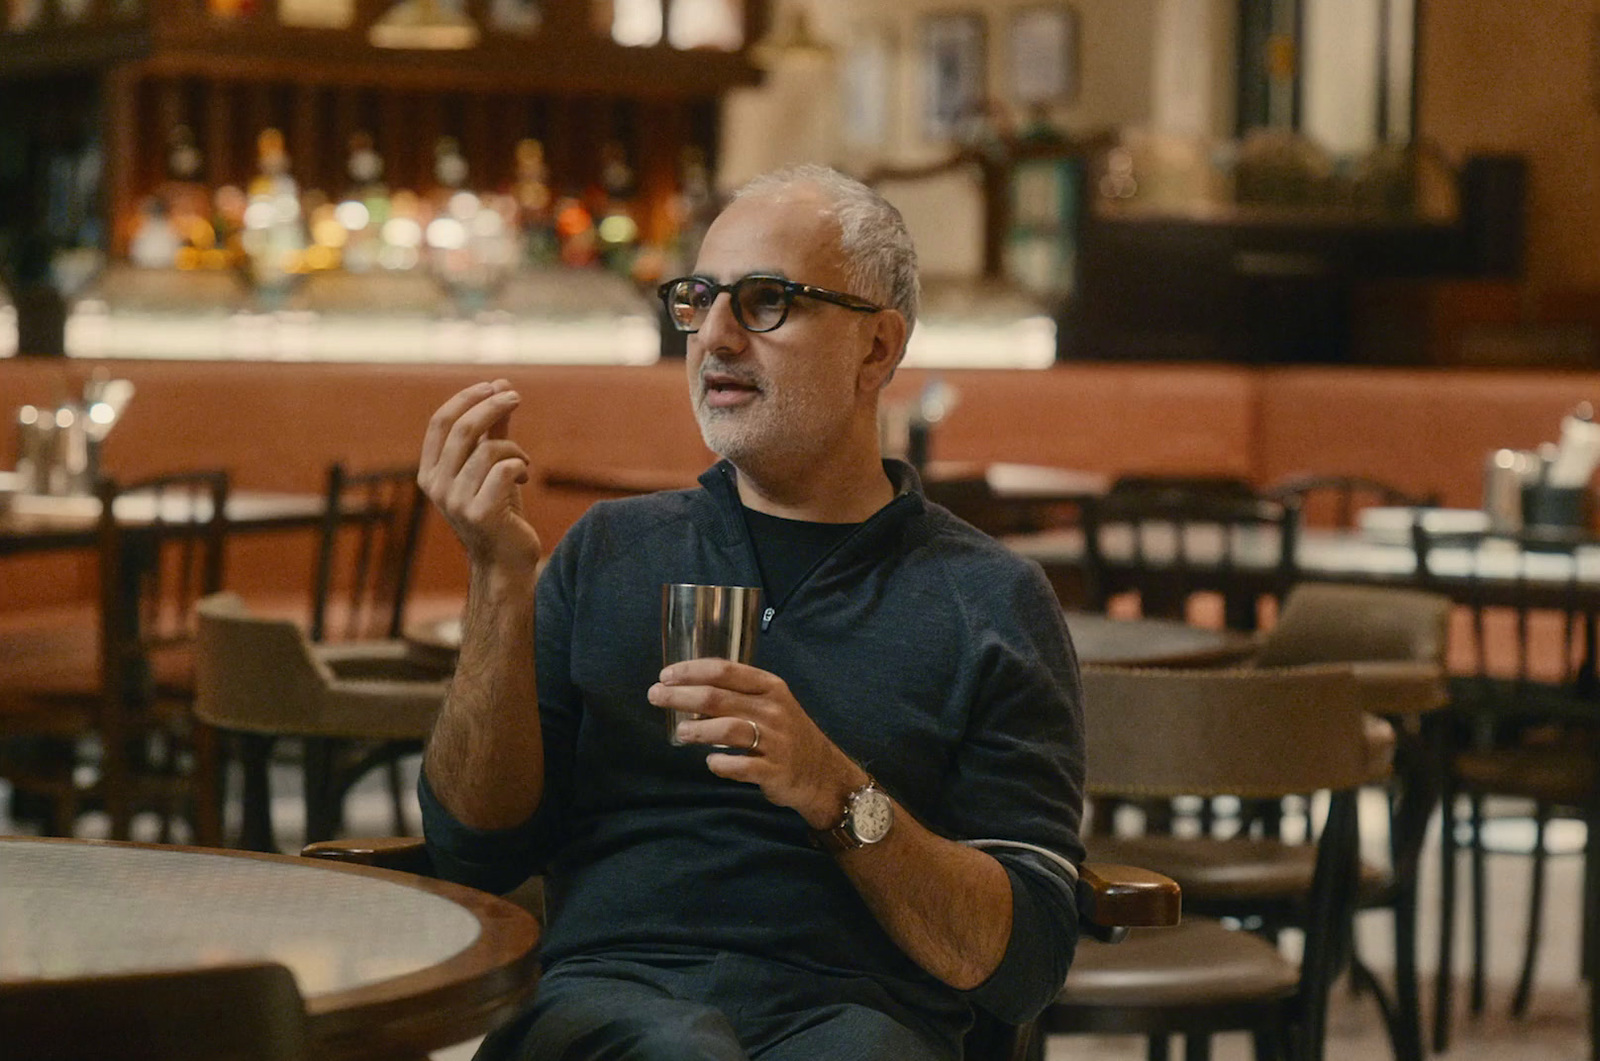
[661,583,761,745]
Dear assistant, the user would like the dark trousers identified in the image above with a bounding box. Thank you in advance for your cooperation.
[477,950,959,1061]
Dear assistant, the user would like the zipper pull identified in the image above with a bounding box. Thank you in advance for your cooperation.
[762,606,775,631]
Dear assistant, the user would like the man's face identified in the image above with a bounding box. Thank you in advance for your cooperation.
[685,189,877,473]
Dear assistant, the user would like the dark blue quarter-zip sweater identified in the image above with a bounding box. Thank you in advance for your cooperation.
[420,459,1086,1040]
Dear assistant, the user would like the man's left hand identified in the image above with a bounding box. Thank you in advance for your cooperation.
[648,660,867,831]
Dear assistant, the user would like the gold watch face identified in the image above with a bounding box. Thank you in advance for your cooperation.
[848,787,894,844]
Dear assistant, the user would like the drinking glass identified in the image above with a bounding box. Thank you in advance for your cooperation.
[661,583,761,745]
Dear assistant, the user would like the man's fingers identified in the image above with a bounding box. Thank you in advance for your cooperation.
[658,658,773,696]
[420,380,504,476]
[439,439,528,513]
[648,682,736,718]
[430,387,522,489]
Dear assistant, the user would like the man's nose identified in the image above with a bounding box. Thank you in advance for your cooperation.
[695,290,747,352]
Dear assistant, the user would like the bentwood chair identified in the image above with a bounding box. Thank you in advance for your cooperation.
[0,960,310,1061]
[309,462,440,838]
[220,464,438,849]
[195,592,447,850]
[1246,583,1451,1061]
[1043,664,1376,1061]
[1264,474,1437,530]
[0,470,230,843]
[1081,476,1299,632]
[301,846,1182,1061]
[310,462,430,647]
[1414,525,1600,1057]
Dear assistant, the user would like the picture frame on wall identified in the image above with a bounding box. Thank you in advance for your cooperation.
[841,30,895,149]
[1009,4,1078,106]
[921,13,986,141]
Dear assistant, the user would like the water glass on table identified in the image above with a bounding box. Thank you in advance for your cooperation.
[661,583,761,746]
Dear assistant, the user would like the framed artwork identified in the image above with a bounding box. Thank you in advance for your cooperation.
[921,13,986,141]
[1009,5,1077,106]
[841,30,893,149]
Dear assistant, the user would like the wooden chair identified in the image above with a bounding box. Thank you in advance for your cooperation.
[310,461,430,646]
[1041,664,1375,1061]
[194,592,448,850]
[1081,476,1298,631]
[300,842,1180,1061]
[1413,525,1600,1056]
[1243,582,1452,1061]
[0,960,310,1061]
[0,470,229,843]
[1264,474,1437,529]
[308,462,440,839]
[222,463,437,849]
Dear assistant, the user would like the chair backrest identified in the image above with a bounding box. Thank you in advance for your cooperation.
[97,470,230,691]
[1412,525,1599,691]
[311,462,427,643]
[195,592,336,733]
[0,960,310,1061]
[93,470,230,836]
[1254,581,1452,669]
[1266,473,1437,529]
[1080,477,1299,629]
[1080,664,1372,800]
[1079,663,1368,1050]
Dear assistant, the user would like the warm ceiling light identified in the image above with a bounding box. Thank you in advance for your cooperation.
[369,0,481,50]
[750,5,831,69]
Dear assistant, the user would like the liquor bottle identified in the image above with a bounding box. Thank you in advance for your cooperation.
[161,125,216,270]
[510,138,557,267]
[593,140,639,277]
[337,132,389,273]
[239,128,307,304]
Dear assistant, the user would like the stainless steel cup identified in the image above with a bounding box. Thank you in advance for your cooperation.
[661,583,761,745]
[1483,448,1531,533]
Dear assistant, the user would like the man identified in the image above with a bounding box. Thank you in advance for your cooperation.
[417,164,1084,1061]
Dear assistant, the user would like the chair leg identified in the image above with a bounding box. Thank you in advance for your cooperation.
[189,721,223,848]
[1183,1034,1212,1061]
[1253,1024,1287,1061]
[1512,804,1550,1018]
[237,733,278,853]
[303,737,339,844]
[1583,804,1600,1061]
[1470,794,1488,1016]
[1147,1034,1170,1061]
[385,754,408,835]
[1434,786,1459,1054]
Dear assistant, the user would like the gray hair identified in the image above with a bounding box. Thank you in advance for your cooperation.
[732,164,920,342]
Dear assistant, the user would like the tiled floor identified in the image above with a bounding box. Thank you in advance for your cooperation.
[3,766,1590,1061]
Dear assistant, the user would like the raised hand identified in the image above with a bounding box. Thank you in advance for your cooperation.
[418,379,540,577]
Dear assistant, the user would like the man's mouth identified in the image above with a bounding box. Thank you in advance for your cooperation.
[702,372,762,408]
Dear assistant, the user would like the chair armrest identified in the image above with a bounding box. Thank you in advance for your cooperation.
[1076,861,1181,943]
[302,836,434,877]
[313,640,455,682]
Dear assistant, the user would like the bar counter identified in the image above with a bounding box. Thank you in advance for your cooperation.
[4,356,1600,615]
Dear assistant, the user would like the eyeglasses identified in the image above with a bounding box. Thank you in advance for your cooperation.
[657,274,885,334]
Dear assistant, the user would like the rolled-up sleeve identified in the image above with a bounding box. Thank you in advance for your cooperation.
[419,524,586,896]
[946,560,1086,1023]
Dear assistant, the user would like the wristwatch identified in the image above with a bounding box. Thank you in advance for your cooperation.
[812,779,894,853]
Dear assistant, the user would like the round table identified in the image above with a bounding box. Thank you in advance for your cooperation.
[0,837,540,1060]
[1064,612,1261,668]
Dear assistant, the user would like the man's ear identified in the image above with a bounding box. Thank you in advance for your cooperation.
[857,310,908,394]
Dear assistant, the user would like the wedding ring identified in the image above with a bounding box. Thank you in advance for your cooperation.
[743,718,761,752]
